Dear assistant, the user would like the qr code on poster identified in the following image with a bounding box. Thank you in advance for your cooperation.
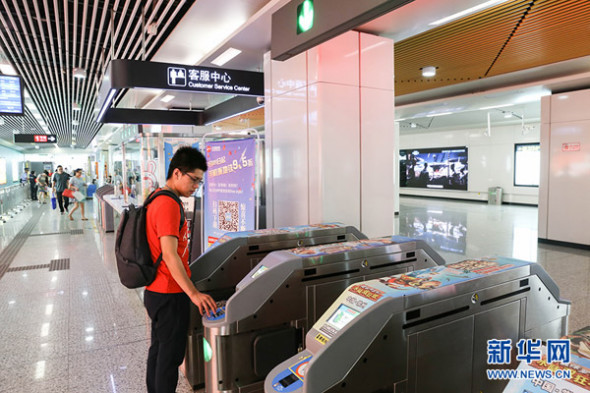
[218,200,239,232]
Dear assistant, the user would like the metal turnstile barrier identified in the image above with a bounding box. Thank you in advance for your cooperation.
[202,236,446,393]
[184,223,368,389]
[93,185,114,232]
[0,184,30,223]
[266,257,570,393]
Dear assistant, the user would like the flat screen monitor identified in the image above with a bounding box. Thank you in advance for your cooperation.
[0,75,24,115]
[400,147,468,190]
[326,304,360,331]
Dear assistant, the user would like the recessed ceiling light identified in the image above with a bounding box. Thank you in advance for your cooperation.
[426,112,453,117]
[429,0,510,26]
[72,119,79,125]
[557,95,569,100]
[0,64,17,75]
[211,48,242,66]
[73,68,87,79]
[479,103,514,110]
[421,66,436,77]
[161,94,175,103]
[72,102,81,111]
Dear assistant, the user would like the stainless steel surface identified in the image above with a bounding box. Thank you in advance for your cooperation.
[204,239,444,393]
[265,261,570,393]
[185,225,366,389]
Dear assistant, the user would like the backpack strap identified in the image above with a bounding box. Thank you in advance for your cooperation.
[144,189,186,269]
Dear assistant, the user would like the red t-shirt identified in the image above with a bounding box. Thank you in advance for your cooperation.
[145,190,190,293]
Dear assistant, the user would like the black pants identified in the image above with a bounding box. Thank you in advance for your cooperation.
[144,290,190,393]
[30,184,37,200]
[56,191,70,213]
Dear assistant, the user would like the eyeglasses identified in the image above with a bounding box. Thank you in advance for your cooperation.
[182,172,204,186]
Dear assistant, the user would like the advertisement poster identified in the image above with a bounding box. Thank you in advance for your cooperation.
[203,138,256,249]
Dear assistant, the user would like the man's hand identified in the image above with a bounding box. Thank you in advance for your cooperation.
[189,291,217,317]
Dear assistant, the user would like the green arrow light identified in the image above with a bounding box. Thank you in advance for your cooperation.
[297,0,314,34]
[203,337,213,362]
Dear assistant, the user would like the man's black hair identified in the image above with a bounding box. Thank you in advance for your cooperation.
[167,146,208,180]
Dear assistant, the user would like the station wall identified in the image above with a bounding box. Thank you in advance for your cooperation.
[0,146,25,186]
[398,123,541,205]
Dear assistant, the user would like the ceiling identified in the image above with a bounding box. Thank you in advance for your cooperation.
[1,0,590,151]
[0,0,195,150]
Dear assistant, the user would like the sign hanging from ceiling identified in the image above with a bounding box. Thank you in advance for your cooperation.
[100,60,263,98]
[14,134,57,143]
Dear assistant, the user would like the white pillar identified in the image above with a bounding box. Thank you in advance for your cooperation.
[264,31,395,238]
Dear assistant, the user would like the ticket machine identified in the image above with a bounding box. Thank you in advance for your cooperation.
[266,257,570,393]
[184,223,366,389]
[202,236,446,393]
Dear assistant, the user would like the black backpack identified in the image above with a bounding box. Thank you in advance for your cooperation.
[115,189,185,289]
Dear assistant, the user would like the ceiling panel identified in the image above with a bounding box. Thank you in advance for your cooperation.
[0,0,195,150]
[489,0,590,76]
[393,0,590,98]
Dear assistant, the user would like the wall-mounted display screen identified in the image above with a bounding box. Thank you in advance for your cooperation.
[0,75,24,115]
[514,143,540,187]
[400,147,468,190]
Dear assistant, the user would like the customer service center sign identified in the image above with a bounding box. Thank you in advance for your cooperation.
[166,66,262,95]
[203,138,257,249]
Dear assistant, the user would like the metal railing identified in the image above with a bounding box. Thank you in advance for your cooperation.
[0,184,30,223]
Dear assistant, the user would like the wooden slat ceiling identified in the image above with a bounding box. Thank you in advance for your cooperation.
[394,0,590,96]
[0,0,194,149]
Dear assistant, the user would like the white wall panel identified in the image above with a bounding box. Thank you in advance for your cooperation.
[308,83,361,227]
[308,31,359,87]
[271,51,307,97]
[537,96,551,238]
[360,33,394,90]
[546,120,590,245]
[361,87,394,237]
[550,90,590,123]
[270,88,309,227]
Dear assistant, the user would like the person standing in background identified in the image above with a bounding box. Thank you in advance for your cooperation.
[20,168,29,186]
[68,168,88,221]
[29,170,37,200]
[52,165,70,215]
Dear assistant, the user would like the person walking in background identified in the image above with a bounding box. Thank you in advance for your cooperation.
[29,170,37,200]
[52,165,70,215]
[36,170,50,204]
[68,168,88,221]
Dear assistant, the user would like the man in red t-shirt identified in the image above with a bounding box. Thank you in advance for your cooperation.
[143,146,216,393]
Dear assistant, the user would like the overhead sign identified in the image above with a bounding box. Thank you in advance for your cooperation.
[14,134,57,143]
[271,0,414,61]
[98,60,263,99]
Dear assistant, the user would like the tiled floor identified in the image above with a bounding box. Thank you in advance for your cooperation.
[0,196,588,392]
